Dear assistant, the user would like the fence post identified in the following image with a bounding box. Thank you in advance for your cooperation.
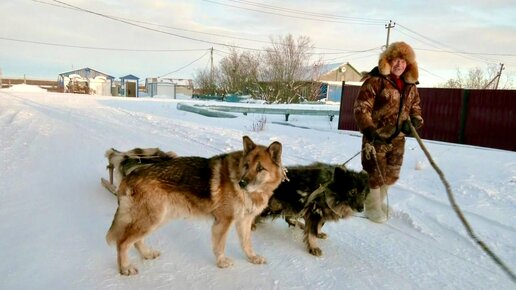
[458,89,470,144]
[341,81,346,102]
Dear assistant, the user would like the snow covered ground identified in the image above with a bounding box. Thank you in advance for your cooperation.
[1,88,515,289]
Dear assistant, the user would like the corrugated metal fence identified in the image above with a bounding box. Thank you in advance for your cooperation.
[338,84,516,151]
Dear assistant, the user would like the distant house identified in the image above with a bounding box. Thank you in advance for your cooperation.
[58,67,114,95]
[145,78,193,98]
[120,75,139,97]
[173,79,194,97]
[317,62,362,82]
[299,62,363,102]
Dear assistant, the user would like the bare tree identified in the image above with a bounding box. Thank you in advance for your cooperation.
[193,67,218,95]
[260,34,317,103]
[218,48,261,96]
[194,34,324,101]
[440,65,513,89]
[304,60,325,102]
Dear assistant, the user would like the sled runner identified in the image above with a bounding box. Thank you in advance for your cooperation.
[101,163,117,195]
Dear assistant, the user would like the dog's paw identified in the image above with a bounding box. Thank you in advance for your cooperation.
[216,257,234,268]
[120,264,139,276]
[142,250,161,260]
[309,247,323,257]
[249,255,267,265]
[317,232,328,239]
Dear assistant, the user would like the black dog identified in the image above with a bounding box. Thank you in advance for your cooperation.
[256,163,369,256]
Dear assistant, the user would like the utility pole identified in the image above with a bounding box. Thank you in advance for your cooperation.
[210,47,214,91]
[484,63,505,89]
[385,20,396,48]
[495,63,505,89]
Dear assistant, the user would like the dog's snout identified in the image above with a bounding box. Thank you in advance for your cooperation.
[239,179,248,188]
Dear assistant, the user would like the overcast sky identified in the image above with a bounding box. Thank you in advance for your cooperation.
[1,0,515,88]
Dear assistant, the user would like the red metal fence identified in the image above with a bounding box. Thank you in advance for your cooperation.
[338,84,516,151]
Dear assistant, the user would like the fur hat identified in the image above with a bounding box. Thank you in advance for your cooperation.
[378,41,418,84]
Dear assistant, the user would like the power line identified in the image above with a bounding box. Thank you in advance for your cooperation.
[42,0,511,62]
[321,49,380,63]
[0,36,209,52]
[159,50,211,77]
[33,0,376,53]
[395,23,501,64]
[51,0,264,52]
[415,47,516,57]
[31,0,514,83]
[226,0,386,24]
[202,0,386,25]
[34,0,274,46]
[418,66,447,81]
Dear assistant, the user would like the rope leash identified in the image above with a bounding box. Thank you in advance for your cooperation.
[364,143,390,219]
[342,150,362,166]
[409,121,516,283]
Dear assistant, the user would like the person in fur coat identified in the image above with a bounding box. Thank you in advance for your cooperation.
[353,41,424,223]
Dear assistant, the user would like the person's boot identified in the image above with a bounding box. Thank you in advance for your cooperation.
[364,188,387,223]
[380,185,393,215]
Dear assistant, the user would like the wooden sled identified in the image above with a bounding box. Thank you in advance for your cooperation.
[100,148,177,196]
[101,164,117,196]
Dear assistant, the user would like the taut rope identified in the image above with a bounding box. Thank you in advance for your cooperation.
[409,120,515,283]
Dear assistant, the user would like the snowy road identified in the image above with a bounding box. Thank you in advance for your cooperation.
[1,91,514,289]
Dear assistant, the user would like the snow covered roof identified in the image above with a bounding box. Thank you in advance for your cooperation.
[58,67,114,80]
[300,62,361,81]
[120,74,139,80]
[146,77,192,86]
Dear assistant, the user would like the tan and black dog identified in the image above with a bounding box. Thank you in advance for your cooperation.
[105,136,284,275]
[256,163,369,256]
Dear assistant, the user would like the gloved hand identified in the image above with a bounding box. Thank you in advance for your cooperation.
[401,117,423,136]
[400,120,412,135]
[362,127,387,144]
[411,117,423,129]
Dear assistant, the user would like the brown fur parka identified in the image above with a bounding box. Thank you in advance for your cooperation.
[354,42,423,140]
[353,42,423,187]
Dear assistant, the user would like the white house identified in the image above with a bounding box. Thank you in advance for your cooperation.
[58,67,114,95]
[145,78,193,98]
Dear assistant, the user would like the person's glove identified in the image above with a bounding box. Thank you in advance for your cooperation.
[401,117,423,136]
[411,117,423,129]
[362,127,387,144]
[400,120,412,136]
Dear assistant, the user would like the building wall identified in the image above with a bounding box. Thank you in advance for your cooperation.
[318,65,362,82]
[176,86,193,97]
[338,85,516,151]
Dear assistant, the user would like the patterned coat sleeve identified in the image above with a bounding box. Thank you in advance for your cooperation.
[353,77,381,132]
[409,87,423,126]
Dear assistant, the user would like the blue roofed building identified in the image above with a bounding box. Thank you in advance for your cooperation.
[120,74,139,97]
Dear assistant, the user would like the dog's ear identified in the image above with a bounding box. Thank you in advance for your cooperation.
[267,141,282,165]
[333,166,347,179]
[242,136,256,154]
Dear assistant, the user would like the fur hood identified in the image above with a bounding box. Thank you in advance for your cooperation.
[378,41,419,84]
